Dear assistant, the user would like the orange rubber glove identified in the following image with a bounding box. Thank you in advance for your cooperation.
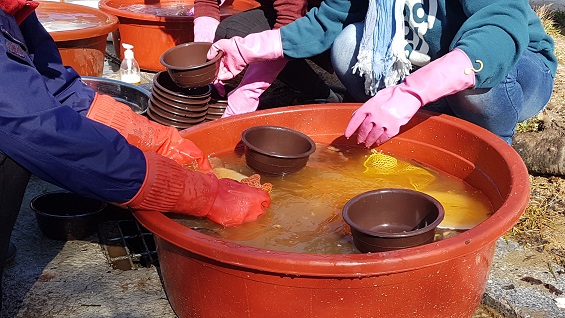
[87,93,212,171]
[123,152,271,227]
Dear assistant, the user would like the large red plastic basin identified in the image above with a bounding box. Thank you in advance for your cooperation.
[134,104,529,317]
[37,2,119,77]
[99,0,258,72]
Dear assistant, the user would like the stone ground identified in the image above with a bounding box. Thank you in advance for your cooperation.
[3,1,565,317]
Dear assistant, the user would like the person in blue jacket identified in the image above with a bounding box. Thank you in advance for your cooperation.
[208,0,557,146]
[0,0,271,310]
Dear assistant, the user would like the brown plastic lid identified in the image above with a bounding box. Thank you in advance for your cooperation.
[36,2,118,42]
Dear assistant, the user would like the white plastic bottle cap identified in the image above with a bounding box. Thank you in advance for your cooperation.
[122,43,134,60]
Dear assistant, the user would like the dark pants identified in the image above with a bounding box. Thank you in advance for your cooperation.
[215,7,333,102]
[0,153,31,312]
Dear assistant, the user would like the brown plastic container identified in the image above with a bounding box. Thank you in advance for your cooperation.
[36,2,119,77]
[160,42,223,88]
[343,188,445,253]
[134,104,530,318]
[241,125,316,175]
[99,0,258,71]
[153,71,212,101]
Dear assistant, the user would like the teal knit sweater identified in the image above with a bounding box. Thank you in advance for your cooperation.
[280,0,557,89]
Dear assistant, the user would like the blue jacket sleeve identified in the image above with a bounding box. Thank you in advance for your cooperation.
[0,11,144,203]
[279,0,367,59]
[20,11,96,113]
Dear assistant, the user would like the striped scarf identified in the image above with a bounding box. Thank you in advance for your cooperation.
[352,0,411,96]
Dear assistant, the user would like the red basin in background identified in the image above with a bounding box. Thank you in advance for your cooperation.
[37,2,119,77]
[134,104,530,318]
[99,0,259,72]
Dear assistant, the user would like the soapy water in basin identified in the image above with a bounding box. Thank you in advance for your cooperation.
[38,13,107,32]
[173,144,493,254]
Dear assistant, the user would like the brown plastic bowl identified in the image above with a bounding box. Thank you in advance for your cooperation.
[241,125,316,175]
[160,42,223,88]
[149,94,209,116]
[30,191,107,241]
[149,99,207,123]
[153,71,212,100]
[146,107,201,129]
[342,188,445,253]
[151,87,211,109]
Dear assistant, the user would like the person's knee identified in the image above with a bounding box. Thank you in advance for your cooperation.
[330,23,362,77]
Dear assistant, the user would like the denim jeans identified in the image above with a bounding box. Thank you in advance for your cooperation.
[331,22,555,144]
[0,152,31,312]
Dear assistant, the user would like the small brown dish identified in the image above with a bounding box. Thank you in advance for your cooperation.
[241,125,316,175]
[153,71,212,100]
[342,188,445,253]
[30,191,107,241]
[160,42,223,88]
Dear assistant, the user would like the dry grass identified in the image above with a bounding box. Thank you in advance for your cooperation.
[506,5,565,268]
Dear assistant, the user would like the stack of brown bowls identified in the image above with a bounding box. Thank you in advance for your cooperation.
[205,99,227,121]
[147,71,212,129]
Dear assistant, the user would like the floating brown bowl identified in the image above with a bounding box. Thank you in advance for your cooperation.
[31,191,107,241]
[160,42,223,88]
[241,125,316,175]
[342,188,445,253]
[153,71,212,100]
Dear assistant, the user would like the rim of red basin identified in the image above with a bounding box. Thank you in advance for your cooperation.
[99,0,259,22]
[36,2,119,42]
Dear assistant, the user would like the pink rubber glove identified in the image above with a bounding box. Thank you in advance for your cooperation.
[345,49,477,147]
[193,16,220,43]
[223,59,288,118]
[207,29,284,81]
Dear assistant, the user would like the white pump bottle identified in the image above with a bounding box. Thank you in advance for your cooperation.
[119,43,141,85]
